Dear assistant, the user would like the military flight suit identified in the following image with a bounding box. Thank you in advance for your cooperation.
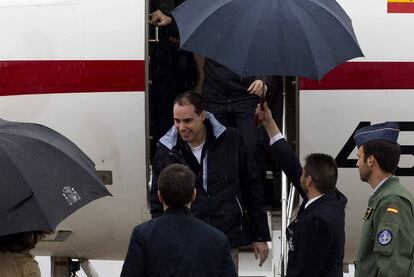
[355,177,414,277]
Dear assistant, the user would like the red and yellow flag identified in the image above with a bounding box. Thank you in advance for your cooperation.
[387,207,399,214]
[388,0,414,13]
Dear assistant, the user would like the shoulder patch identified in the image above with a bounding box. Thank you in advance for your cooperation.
[377,230,393,246]
[387,207,398,214]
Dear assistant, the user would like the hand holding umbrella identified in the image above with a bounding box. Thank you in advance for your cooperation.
[249,79,267,126]
[255,102,280,138]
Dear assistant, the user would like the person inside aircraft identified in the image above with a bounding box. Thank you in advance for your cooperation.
[149,92,270,269]
[256,102,347,277]
[148,0,198,162]
[353,122,414,277]
[121,164,237,277]
[0,231,49,277]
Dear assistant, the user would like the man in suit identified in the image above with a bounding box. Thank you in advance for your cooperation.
[121,164,237,277]
[353,122,414,277]
[256,103,347,277]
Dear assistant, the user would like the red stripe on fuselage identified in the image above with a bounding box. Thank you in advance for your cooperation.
[300,62,414,90]
[0,60,145,96]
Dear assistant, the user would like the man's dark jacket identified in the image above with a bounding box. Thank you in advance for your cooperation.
[121,207,237,277]
[270,138,347,277]
[150,112,270,248]
[202,58,261,102]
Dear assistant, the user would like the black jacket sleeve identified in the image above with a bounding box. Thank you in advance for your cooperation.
[220,240,238,277]
[166,15,180,38]
[120,227,146,277]
[149,145,176,217]
[238,134,271,242]
[270,138,307,200]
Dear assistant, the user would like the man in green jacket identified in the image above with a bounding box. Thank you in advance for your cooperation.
[353,122,414,277]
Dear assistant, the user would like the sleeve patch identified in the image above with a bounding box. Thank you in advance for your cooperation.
[377,230,393,246]
[387,207,398,214]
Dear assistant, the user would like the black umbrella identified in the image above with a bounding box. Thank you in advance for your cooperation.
[171,0,364,79]
[0,119,111,236]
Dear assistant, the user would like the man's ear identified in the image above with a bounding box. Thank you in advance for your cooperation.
[157,191,164,204]
[305,175,313,188]
[366,155,375,167]
[192,189,197,201]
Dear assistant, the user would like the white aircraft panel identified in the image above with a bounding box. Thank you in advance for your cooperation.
[0,0,144,60]
[0,92,148,259]
[337,0,414,62]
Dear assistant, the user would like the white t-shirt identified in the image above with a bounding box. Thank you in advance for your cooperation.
[189,141,205,164]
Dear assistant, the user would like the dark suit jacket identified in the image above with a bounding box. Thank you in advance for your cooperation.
[121,207,237,277]
[270,138,347,277]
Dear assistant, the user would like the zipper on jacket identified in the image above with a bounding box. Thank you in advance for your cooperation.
[235,195,243,232]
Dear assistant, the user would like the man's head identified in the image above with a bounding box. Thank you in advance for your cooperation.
[157,164,196,208]
[173,92,206,145]
[353,122,400,182]
[301,153,338,195]
[356,141,401,182]
[0,231,49,253]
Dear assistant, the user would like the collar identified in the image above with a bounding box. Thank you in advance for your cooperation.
[164,207,192,215]
[304,194,324,209]
[373,176,392,195]
[159,112,226,150]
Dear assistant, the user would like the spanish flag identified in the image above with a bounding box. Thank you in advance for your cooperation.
[387,207,399,214]
[388,0,414,13]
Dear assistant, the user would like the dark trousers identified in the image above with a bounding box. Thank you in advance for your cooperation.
[205,98,268,186]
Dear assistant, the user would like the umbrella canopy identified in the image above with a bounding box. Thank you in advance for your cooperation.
[0,119,111,236]
[171,0,364,79]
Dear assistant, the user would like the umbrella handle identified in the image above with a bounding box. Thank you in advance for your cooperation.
[255,100,265,126]
[255,79,266,126]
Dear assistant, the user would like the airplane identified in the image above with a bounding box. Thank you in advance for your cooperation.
[0,0,413,276]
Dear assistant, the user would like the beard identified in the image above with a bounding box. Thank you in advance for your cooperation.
[359,168,371,183]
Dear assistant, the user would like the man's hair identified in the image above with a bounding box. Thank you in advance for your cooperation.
[363,140,401,174]
[174,91,204,114]
[0,231,48,253]
[303,153,338,194]
[158,164,196,207]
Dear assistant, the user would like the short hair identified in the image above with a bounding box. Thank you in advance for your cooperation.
[174,91,204,114]
[362,140,401,174]
[0,231,48,253]
[158,164,196,207]
[303,153,338,194]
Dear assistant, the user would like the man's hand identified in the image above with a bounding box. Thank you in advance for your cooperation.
[247,80,268,97]
[255,102,280,138]
[252,241,269,266]
[150,10,172,26]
